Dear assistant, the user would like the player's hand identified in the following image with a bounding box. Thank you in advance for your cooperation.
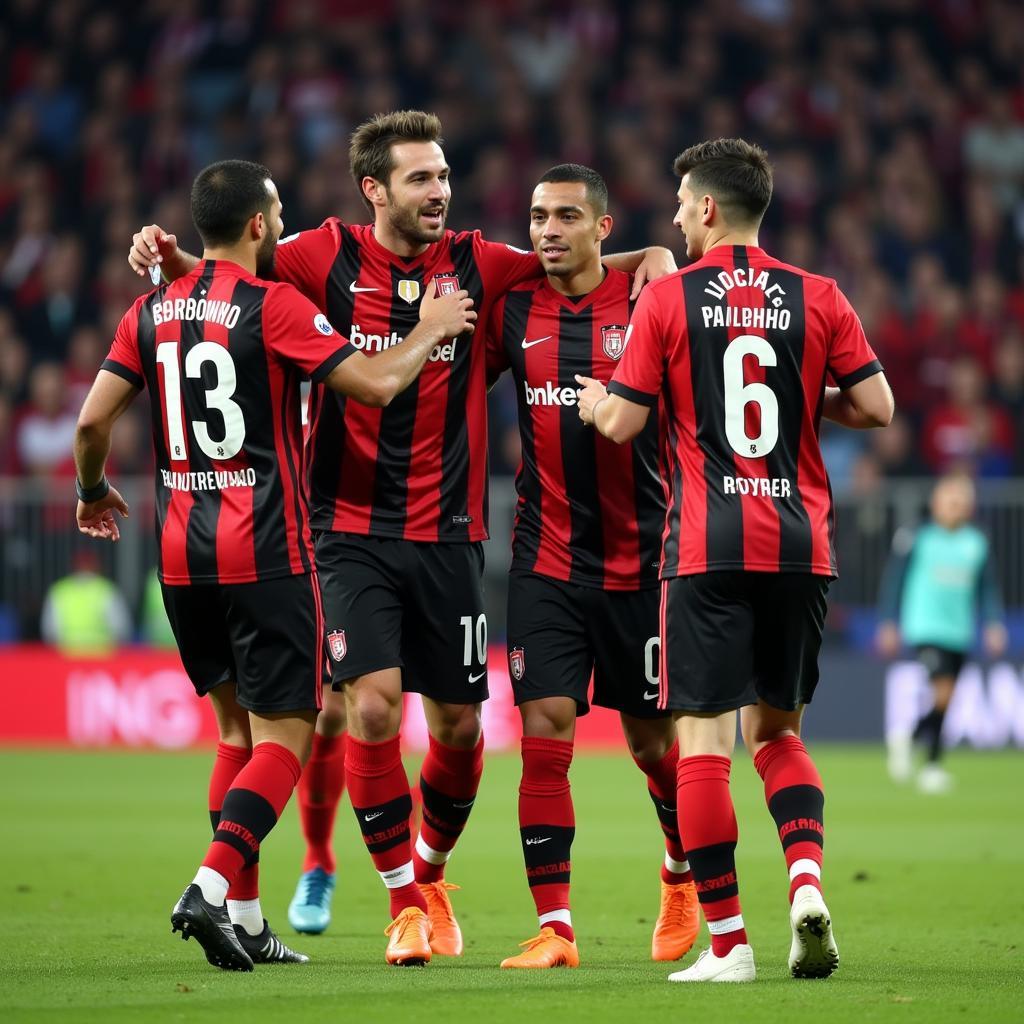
[77,487,129,542]
[128,224,177,278]
[419,283,477,337]
[983,622,1008,658]
[631,246,677,300]
[575,374,609,425]
[876,621,901,658]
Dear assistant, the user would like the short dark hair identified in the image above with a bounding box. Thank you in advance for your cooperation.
[537,163,609,217]
[672,139,772,225]
[191,160,274,247]
[349,110,444,209]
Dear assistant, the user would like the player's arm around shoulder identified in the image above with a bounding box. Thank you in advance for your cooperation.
[324,280,477,407]
[128,223,198,282]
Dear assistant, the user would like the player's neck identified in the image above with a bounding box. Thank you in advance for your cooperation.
[546,259,605,298]
[701,228,760,257]
[372,219,430,259]
[202,247,256,275]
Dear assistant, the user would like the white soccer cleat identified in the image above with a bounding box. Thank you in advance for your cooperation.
[667,943,755,983]
[788,884,839,978]
[917,763,953,794]
[886,731,914,783]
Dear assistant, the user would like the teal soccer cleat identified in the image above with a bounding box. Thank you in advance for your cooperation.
[288,867,336,934]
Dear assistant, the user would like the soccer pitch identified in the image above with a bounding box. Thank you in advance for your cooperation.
[1,747,1021,1022]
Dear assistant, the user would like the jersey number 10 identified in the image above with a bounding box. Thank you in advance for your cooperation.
[156,341,246,461]
[723,334,779,458]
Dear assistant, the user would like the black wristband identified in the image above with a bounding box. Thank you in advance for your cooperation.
[76,476,110,503]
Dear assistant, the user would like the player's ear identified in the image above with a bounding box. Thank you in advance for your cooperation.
[596,214,613,242]
[363,176,386,208]
[250,211,265,241]
[702,195,715,226]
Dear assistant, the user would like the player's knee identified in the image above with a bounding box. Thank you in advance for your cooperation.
[520,701,574,741]
[626,732,672,763]
[316,699,347,737]
[432,705,482,748]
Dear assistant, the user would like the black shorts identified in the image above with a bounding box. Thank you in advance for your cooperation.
[661,571,831,713]
[161,573,324,714]
[506,571,666,719]
[916,645,965,681]
[316,532,488,704]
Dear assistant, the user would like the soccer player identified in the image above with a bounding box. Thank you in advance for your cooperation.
[487,164,698,969]
[877,472,1006,792]
[127,111,674,964]
[77,159,476,971]
[577,139,894,982]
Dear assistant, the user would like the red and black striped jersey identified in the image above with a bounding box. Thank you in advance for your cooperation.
[102,259,355,586]
[488,268,664,590]
[609,244,882,579]
[274,220,542,542]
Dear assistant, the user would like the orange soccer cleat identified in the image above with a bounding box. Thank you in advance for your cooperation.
[417,881,464,956]
[500,927,580,969]
[384,906,433,966]
[651,880,700,961]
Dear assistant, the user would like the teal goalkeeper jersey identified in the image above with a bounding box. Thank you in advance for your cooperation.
[879,523,1002,652]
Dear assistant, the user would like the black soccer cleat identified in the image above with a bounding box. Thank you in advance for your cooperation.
[171,884,254,972]
[234,920,311,964]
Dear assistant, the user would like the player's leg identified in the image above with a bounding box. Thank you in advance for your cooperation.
[170,574,322,970]
[913,648,962,793]
[590,586,697,960]
[660,574,756,983]
[743,572,837,979]
[314,533,430,963]
[289,686,346,934]
[500,572,587,969]
[401,541,488,956]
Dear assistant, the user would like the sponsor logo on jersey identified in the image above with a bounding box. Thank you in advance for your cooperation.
[327,628,347,662]
[348,324,459,363]
[432,274,460,296]
[397,279,421,304]
[509,646,525,681]
[523,380,577,406]
[313,313,334,336]
[601,324,628,359]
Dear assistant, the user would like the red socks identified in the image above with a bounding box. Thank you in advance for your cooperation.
[633,741,693,885]
[202,742,301,888]
[208,741,261,899]
[676,755,747,957]
[519,736,575,942]
[297,731,346,874]
[413,734,484,884]
[754,735,825,902]
[345,734,426,918]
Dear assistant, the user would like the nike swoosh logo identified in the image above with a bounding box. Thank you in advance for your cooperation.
[363,811,384,822]
[468,670,487,683]
[521,335,553,349]
[525,837,552,846]
[453,800,475,809]
[643,691,659,701]
[350,282,378,292]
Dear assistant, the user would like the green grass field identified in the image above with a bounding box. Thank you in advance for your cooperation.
[1,747,1021,1022]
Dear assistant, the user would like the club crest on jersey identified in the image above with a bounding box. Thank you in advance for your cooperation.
[432,274,460,296]
[601,325,628,359]
[509,646,525,681]
[397,279,421,304]
[327,629,347,662]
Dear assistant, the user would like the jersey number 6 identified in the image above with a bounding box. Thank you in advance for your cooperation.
[723,334,779,459]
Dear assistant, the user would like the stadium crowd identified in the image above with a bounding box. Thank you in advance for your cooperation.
[1,0,1023,485]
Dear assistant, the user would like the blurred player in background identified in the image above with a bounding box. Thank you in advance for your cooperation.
[578,139,894,982]
[877,472,1006,792]
[78,159,475,971]
[128,111,673,965]
[487,164,698,969]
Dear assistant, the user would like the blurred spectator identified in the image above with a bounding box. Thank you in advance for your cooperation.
[921,357,1014,476]
[964,91,1024,211]
[14,362,77,476]
[40,548,131,655]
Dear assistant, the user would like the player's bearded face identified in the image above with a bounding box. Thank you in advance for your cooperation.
[256,185,283,278]
[385,185,448,246]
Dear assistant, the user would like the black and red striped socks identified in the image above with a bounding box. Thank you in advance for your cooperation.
[633,740,694,884]
[519,736,575,942]
[345,734,427,918]
[413,733,484,884]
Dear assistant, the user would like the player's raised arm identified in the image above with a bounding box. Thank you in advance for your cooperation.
[603,246,677,299]
[73,369,136,541]
[324,283,476,407]
[127,223,199,281]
